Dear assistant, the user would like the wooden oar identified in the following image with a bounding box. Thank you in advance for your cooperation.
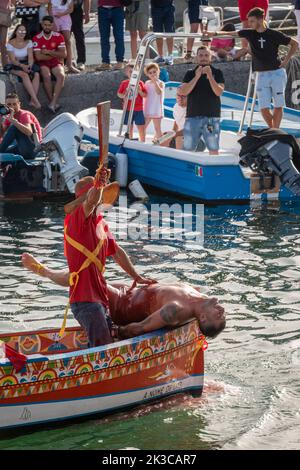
[97,101,110,166]
[96,101,110,196]
[96,101,120,205]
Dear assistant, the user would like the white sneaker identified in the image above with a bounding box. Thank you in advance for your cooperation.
[165,55,174,65]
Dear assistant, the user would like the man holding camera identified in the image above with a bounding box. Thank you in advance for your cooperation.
[0,93,42,159]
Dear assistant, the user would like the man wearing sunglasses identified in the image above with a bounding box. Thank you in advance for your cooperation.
[0,92,42,159]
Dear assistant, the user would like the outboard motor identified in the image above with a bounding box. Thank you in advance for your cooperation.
[41,113,88,193]
[240,140,300,196]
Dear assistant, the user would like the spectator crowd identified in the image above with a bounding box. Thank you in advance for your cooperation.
[0,1,299,159]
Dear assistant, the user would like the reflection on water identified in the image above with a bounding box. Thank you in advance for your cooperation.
[0,196,300,450]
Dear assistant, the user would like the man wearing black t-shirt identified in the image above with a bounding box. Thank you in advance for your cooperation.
[212,7,298,128]
[180,46,225,155]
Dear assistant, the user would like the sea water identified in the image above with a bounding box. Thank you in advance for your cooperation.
[0,193,299,450]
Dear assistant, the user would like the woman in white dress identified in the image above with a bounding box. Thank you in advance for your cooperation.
[6,24,41,109]
[143,62,165,140]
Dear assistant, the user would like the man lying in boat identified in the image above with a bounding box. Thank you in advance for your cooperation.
[22,253,226,340]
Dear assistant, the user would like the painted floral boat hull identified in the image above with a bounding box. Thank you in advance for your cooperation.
[0,320,205,430]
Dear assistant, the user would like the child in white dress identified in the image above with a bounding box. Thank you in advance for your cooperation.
[49,0,79,73]
[143,62,165,140]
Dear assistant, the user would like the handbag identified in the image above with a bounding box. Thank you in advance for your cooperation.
[0,8,12,27]
[199,6,216,21]
[15,6,39,18]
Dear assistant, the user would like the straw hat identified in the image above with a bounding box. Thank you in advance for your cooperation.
[64,176,120,214]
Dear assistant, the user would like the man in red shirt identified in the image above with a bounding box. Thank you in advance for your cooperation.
[0,92,42,159]
[64,172,154,347]
[117,64,147,141]
[33,15,66,113]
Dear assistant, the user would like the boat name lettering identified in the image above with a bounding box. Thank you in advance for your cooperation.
[19,407,32,421]
[143,381,183,400]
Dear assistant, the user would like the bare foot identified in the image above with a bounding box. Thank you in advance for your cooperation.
[29,100,41,110]
[48,103,56,114]
[21,252,46,277]
[66,66,81,74]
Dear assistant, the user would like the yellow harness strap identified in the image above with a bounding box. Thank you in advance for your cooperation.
[59,226,106,338]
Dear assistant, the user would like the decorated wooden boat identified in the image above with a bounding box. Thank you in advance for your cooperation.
[0,320,205,430]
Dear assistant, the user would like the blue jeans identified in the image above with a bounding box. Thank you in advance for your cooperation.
[71,301,113,347]
[98,6,125,64]
[0,125,36,159]
[183,116,220,152]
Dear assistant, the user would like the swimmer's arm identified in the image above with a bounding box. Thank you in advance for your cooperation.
[119,302,188,338]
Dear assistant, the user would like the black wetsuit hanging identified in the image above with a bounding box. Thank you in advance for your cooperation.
[238,128,300,195]
[239,128,300,172]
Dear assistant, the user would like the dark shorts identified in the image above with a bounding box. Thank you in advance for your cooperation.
[151,4,175,33]
[4,61,40,73]
[188,0,208,24]
[71,301,114,347]
[124,110,145,126]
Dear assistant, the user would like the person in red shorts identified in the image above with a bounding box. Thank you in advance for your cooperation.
[33,15,66,113]
[117,63,147,142]
[63,170,154,347]
[238,0,269,47]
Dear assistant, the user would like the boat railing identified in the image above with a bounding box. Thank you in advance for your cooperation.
[238,65,258,134]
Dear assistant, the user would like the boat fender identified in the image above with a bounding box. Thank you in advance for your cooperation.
[115,147,128,188]
[128,179,149,200]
